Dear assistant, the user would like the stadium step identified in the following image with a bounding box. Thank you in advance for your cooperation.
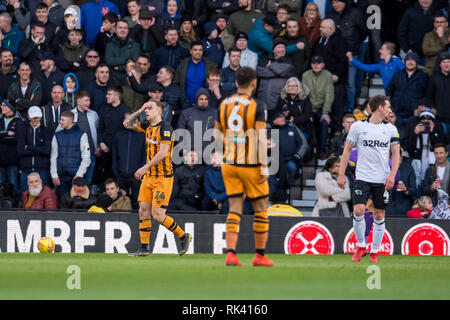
[292,200,316,207]
[370,77,384,86]
[368,87,386,97]
[305,179,315,187]
[302,189,317,200]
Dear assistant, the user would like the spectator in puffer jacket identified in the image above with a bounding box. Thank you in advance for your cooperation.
[60,176,97,209]
[178,87,217,153]
[169,149,207,211]
[16,106,52,195]
[21,172,58,209]
[112,112,146,209]
[203,150,228,213]
[50,110,91,199]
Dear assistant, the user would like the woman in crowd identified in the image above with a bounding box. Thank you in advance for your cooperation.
[179,15,200,50]
[312,155,351,217]
[298,2,322,47]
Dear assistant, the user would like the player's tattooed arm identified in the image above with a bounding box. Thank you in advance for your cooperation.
[123,104,149,131]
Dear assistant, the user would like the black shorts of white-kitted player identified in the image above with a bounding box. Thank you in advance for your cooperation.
[353,180,389,210]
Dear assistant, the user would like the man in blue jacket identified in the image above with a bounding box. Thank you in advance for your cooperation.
[80,0,120,46]
[346,41,405,91]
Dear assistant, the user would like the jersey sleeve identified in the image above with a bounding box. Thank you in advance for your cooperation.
[390,125,400,145]
[160,123,173,143]
[345,122,359,146]
[136,120,149,133]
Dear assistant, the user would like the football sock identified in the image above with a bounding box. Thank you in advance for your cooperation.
[371,218,385,254]
[162,215,185,239]
[256,249,265,256]
[353,215,366,248]
[139,219,151,247]
[254,211,269,255]
[227,249,236,255]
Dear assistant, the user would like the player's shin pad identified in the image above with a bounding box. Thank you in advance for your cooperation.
[253,211,269,233]
[139,219,152,245]
[226,212,242,233]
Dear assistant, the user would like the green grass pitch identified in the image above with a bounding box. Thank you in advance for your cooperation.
[0,253,449,300]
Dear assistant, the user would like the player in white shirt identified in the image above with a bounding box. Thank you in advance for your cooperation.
[337,95,400,263]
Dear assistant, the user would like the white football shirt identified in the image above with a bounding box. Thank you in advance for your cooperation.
[346,118,399,183]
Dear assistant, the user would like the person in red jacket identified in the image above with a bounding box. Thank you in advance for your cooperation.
[22,172,58,209]
[407,195,433,219]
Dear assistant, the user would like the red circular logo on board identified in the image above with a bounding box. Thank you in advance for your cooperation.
[401,223,450,256]
[343,228,394,255]
[284,221,334,255]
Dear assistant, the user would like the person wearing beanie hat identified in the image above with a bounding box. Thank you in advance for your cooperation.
[177,87,217,152]
[0,98,24,197]
[178,15,200,50]
[222,32,258,69]
[60,176,96,209]
[255,35,295,112]
[201,22,225,66]
[386,47,429,127]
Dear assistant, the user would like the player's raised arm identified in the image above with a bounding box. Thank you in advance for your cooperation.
[123,103,149,131]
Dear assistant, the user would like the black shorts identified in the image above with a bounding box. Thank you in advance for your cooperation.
[353,180,389,210]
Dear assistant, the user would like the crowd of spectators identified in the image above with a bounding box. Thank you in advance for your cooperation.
[0,0,449,218]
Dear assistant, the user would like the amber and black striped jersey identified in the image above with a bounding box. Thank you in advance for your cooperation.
[137,120,174,178]
[218,93,267,166]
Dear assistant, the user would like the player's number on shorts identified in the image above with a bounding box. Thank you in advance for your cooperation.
[228,105,243,132]
[155,191,165,202]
